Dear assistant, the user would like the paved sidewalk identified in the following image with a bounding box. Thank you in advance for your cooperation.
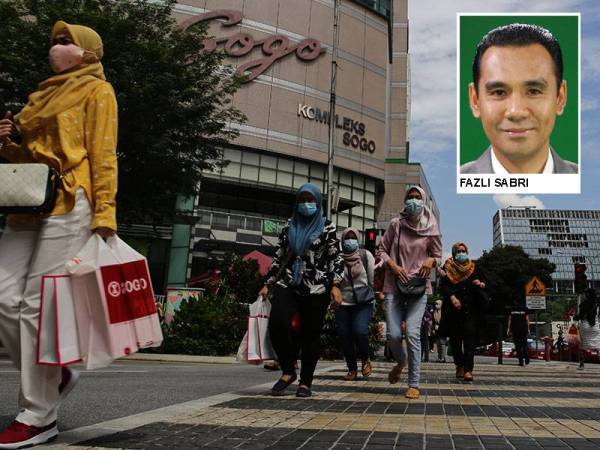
[47,360,600,449]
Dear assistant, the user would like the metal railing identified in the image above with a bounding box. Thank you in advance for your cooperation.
[196,209,287,235]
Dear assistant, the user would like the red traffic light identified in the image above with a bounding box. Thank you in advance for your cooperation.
[368,230,376,241]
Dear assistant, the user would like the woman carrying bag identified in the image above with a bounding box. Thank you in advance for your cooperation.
[258,183,344,398]
[335,227,376,381]
[378,185,441,399]
[0,21,118,449]
[439,242,488,382]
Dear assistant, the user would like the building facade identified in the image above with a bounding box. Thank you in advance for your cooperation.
[164,0,438,286]
[493,207,600,292]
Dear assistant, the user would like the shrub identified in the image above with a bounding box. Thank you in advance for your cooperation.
[159,292,248,356]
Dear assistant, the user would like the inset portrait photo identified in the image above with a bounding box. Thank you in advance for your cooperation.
[457,14,580,194]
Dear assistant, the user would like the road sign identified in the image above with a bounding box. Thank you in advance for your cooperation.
[526,296,546,309]
[525,276,546,310]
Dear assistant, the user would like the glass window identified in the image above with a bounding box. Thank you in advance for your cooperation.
[365,192,375,206]
[352,188,364,203]
[240,166,259,181]
[310,164,325,180]
[295,161,309,175]
[337,213,349,228]
[279,158,294,172]
[222,162,240,179]
[293,174,309,188]
[277,171,293,187]
[259,168,277,184]
[352,216,364,230]
[242,152,259,166]
[340,171,352,186]
[261,154,277,169]
[365,179,376,193]
[223,148,241,162]
[364,205,375,220]
[340,185,352,199]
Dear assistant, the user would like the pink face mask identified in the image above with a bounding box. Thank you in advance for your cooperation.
[49,43,84,74]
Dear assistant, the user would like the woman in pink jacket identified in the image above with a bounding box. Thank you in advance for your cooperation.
[378,186,441,399]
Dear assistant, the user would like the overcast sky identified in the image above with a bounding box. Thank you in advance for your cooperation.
[407,0,600,260]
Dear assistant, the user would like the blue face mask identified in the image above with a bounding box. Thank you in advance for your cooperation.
[404,198,424,216]
[343,239,359,252]
[454,252,469,263]
[297,202,318,217]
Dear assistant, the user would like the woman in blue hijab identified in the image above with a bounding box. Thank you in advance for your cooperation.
[260,183,344,397]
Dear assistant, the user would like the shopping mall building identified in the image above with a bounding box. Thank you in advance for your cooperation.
[142,0,439,290]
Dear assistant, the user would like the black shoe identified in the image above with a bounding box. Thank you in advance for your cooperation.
[271,375,297,396]
[518,360,524,367]
[525,357,530,365]
[296,385,312,398]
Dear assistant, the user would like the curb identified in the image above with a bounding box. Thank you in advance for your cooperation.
[122,353,237,364]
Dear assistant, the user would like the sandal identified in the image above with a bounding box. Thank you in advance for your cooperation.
[463,372,474,382]
[405,387,420,399]
[271,374,297,396]
[361,359,373,377]
[455,366,464,379]
[343,371,358,381]
[388,362,406,384]
[296,385,312,398]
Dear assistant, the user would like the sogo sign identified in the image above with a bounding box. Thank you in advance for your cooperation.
[180,10,326,83]
[298,103,377,154]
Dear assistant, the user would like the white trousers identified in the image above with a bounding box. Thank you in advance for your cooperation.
[0,189,92,426]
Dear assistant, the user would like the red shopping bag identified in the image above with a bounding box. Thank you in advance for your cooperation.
[67,235,163,369]
[36,275,82,366]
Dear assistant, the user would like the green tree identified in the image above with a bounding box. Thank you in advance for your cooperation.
[478,245,555,313]
[215,253,265,303]
[0,0,245,224]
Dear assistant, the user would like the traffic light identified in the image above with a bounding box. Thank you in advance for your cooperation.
[574,263,588,293]
[364,228,378,253]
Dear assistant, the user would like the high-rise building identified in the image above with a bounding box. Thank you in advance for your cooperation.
[493,207,600,292]
[163,0,439,287]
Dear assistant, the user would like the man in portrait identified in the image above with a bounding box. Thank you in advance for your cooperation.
[460,23,577,174]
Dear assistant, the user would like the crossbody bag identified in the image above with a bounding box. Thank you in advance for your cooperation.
[0,163,61,215]
[394,221,427,297]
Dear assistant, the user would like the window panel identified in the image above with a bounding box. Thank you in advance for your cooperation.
[295,161,309,175]
[223,148,241,162]
[277,171,293,187]
[261,154,277,169]
[240,166,259,181]
[259,168,277,184]
[279,158,294,172]
[222,162,240,179]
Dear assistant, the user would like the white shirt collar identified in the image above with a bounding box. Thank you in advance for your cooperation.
[491,147,554,174]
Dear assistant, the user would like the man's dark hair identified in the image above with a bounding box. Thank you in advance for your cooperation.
[472,23,563,94]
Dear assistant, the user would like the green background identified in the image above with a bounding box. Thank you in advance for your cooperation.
[459,15,579,165]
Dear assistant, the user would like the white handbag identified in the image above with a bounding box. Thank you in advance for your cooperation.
[0,163,60,214]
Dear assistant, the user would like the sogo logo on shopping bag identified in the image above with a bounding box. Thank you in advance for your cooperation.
[106,278,148,298]
[100,261,157,324]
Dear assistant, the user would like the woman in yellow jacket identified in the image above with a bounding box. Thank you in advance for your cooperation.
[0,21,117,449]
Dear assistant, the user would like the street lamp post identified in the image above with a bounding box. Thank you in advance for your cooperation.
[326,0,340,220]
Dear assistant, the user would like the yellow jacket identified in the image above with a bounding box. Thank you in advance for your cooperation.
[1,81,118,231]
